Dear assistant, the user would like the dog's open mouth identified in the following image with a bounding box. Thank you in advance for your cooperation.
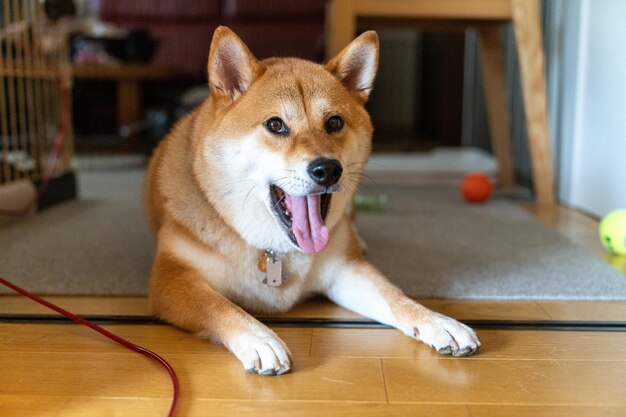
[270,185,332,254]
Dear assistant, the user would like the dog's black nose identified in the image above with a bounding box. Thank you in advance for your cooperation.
[308,157,343,187]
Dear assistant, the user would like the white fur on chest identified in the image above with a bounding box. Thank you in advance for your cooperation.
[162,226,318,313]
[224,251,318,313]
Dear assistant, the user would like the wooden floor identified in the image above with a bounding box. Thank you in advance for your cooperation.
[1,204,626,416]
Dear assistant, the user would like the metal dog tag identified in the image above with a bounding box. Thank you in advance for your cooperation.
[265,254,283,287]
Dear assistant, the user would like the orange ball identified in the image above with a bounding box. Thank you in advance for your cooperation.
[461,173,492,203]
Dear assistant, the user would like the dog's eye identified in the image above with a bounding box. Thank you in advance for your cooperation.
[326,115,344,133]
[264,117,289,136]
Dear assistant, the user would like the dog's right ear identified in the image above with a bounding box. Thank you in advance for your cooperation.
[326,31,379,104]
[208,26,261,104]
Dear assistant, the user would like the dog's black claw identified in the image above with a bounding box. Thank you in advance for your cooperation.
[437,346,453,355]
[452,348,471,357]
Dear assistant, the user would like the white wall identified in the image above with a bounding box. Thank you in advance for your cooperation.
[556,0,626,217]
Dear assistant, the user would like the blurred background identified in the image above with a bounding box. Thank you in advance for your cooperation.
[1,0,625,218]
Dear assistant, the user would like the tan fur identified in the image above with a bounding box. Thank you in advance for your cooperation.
[144,27,480,375]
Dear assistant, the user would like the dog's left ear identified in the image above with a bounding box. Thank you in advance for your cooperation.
[208,26,262,104]
[326,31,379,103]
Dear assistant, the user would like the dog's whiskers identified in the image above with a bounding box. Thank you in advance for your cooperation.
[346,171,381,192]
[241,185,258,210]
[338,177,379,197]
[273,176,295,194]
[334,179,360,197]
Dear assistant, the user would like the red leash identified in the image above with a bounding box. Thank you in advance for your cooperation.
[0,276,180,417]
[1,71,179,415]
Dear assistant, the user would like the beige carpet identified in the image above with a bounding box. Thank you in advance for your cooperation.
[1,167,625,299]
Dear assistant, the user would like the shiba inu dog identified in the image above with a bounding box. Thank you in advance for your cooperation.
[144,26,480,375]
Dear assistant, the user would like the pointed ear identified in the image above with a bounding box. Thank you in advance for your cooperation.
[325,31,379,103]
[208,26,261,103]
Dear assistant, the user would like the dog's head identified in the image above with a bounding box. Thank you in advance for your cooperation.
[194,26,378,254]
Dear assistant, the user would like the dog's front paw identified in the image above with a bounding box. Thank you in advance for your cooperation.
[227,328,293,375]
[412,312,481,357]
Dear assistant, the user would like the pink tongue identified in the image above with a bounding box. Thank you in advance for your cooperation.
[286,194,329,254]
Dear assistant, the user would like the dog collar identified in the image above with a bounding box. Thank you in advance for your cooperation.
[257,249,284,287]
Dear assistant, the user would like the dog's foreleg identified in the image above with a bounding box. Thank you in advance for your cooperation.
[150,250,292,375]
[323,259,480,356]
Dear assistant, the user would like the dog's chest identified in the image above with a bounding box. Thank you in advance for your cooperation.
[217,250,317,313]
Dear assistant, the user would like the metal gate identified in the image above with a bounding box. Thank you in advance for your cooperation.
[0,0,72,189]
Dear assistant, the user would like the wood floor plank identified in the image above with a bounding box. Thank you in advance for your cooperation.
[9,400,625,417]
[0,295,151,315]
[383,358,626,405]
[0,324,312,357]
[0,396,472,417]
[268,299,550,321]
[0,396,171,417]
[537,301,626,322]
[311,328,626,361]
[470,405,626,417]
[418,299,550,321]
[276,298,561,321]
[0,352,386,402]
[0,324,11,346]
[0,351,170,398]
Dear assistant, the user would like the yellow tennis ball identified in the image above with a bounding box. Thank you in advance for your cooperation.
[599,209,626,255]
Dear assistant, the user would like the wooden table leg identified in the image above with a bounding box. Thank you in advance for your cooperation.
[325,0,357,59]
[117,79,141,152]
[511,0,555,206]
[477,24,515,188]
